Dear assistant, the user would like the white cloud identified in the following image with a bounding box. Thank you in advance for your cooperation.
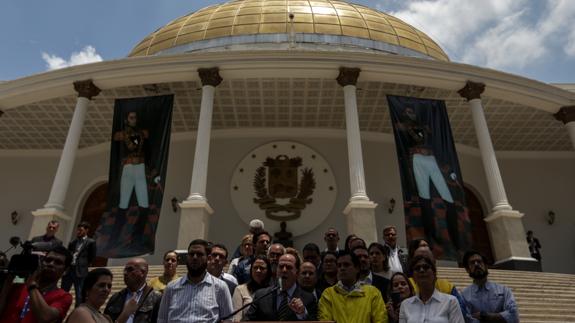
[389,0,526,55]
[566,32,575,57]
[462,11,545,69]
[41,45,103,71]
[380,0,575,70]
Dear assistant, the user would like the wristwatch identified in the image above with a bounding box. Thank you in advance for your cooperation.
[27,284,38,293]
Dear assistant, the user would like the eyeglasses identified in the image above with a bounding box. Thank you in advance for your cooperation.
[210,253,226,260]
[469,259,484,266]
[43,257,64,266]
[413,264,431,272]
[124,266,138,273]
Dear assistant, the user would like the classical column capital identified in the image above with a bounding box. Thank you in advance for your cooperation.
[73,80,101,100]
[337,67,361,87]
[554,106,575,124]
[458,81,485,101]
[198,67,223,87]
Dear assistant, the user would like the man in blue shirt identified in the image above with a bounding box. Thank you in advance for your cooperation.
[158,239,233,323]
[461,251,519,323]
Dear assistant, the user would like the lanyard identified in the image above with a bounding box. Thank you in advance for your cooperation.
[19,294,32,321]
[19,286,56,322]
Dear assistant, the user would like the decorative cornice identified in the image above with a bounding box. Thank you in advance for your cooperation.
[336,67,360,87]
[198,67,223,87]
[73,80,100,100]
[458,81,485,101]
[554,106,575,124]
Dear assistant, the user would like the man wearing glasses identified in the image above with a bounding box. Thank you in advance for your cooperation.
[104,257,162,323]
[0,246,73,323]
[461,251,519,323]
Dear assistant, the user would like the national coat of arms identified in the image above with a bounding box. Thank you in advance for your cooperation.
[253,155,316,221]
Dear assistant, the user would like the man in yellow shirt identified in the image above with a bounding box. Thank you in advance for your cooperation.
[319,251,387,323]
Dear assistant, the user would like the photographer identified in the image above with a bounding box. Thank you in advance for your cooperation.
[0,252,8,288]
[0,245,73,323]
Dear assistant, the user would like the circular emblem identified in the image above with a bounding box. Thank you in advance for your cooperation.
[230,141,337,237]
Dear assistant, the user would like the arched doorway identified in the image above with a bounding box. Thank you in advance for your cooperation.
[465,186,494,265]
[79,182,108,266]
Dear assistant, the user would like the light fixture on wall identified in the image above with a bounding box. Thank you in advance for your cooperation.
[546,211,555,225]
[171,197,179,213]
[388,198,396,214]
[10,211,20,225]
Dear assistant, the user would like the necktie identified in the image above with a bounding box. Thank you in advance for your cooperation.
[278,291,291,321]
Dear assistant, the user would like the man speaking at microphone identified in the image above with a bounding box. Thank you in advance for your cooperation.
[245,253,317,321]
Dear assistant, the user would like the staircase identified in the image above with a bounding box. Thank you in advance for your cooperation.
[438,267,575,323]
[81,266,575,322]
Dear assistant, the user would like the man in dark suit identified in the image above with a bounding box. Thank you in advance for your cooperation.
[246,253,317,321]
[352,245,390,302]
[61,221,97,306]
[30,220,63,253]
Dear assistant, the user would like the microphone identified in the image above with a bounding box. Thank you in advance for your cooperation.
[278,277,284,291]
[220,280,281,321]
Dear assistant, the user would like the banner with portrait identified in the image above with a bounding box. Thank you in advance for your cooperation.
[387,95,471,260]
[96,95,173,258]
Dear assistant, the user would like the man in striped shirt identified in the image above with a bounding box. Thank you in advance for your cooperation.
[157,239,233,323]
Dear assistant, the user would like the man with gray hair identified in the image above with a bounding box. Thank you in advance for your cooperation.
[104,258,162,323]
[30,220,63,253]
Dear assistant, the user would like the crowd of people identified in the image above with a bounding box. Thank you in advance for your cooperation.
[0,219,520,323]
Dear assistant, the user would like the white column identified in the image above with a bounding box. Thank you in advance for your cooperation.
[554,106,575,150]
[339,69,369,201]
[459,81,536,271]
[337,67,378,244]
[44,97,90,209]
[468,98,512,212]
[178,68,222,247]
[187,84,216,201]
[30,80,100,240]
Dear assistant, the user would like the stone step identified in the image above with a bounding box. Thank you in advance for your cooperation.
[520,313,575,322]
[90,265,575,323]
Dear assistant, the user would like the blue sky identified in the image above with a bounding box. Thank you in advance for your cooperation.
[1,0,573,83]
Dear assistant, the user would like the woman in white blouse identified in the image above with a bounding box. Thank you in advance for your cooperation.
[231,255,272,321]
[399,255,464,323]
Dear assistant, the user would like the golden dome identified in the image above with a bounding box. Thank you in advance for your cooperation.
[129,0,449,61]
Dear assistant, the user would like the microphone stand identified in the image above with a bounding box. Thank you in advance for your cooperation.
[220,285,280,321]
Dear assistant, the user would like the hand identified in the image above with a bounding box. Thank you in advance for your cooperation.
[124,294,139,315]
[386,302,398,321]
[25,270,40,288]
[288,297,305,315]
[472,312,481,319]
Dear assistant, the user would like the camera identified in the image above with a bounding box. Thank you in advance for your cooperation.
[4,237,40,277]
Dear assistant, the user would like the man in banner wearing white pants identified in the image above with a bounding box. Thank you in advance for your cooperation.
[398,107,460,250]
[114,110,149,209]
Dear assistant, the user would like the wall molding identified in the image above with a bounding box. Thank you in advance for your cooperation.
[0,128,573,159]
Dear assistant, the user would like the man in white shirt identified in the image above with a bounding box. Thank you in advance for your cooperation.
[383,226,406,274]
